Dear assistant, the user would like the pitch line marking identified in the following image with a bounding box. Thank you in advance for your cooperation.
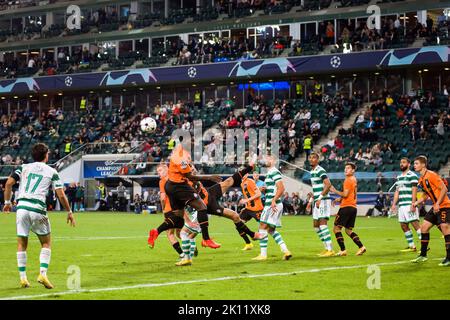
[0,258,439,300]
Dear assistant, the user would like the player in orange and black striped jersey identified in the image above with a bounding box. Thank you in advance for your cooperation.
[411,156,450,266]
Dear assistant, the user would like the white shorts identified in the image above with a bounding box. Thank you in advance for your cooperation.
[16,209,51,237]
[184,210,201,234]
[398,206,419,223]
[312,199,331,220]
[260,203,283,228]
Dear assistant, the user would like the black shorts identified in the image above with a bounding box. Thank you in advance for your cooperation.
[240,208,261,222]
[165,180,200,211]
[163,211,185,229]
[206,183,224,216]
[424,207,450,225]
[335,206,357,229]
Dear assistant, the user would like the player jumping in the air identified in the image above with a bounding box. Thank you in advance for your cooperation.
[331,162,366,256]
[2,143,76,289]
[307,152,334,257]
[191,161,262,248]
[153,137,222,249]
[390,158,421,252]
[239,173,264,250]
[253,155,292,261]
[411,156,450,266]
[148,163,186,258]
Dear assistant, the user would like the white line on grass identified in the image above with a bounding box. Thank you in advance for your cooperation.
[1,258,436,300]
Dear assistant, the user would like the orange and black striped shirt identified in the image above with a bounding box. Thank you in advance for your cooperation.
[418,170,450,209]
[240,177,263,211]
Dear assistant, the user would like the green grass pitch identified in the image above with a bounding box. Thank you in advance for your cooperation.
[0,212,449,300]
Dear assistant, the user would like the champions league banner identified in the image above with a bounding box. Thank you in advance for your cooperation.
[83,160,129,178]
[0,46,449,94]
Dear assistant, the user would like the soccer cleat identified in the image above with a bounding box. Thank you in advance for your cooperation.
[37,274,54,289]
[201,239,221,249]
[438,258,450,267]
[252,255,267,261]
[283,251,292,260]
[147,229,159,248]
[355,246,367,256]
[411,255,428,263]
[317,250,328,257]
[319,250,335,257]
[175,259,192,266]
[20,279,30,288]
[242,243,254,251]
[400,247,417,252]
[335,250,347,257]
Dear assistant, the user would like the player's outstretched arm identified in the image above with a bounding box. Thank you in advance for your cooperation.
[2,176,16,212]
[55,188,76,227]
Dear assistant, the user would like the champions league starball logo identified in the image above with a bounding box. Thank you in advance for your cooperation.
[330,56,341,68]
[187,67,197,78]
[65,76,73,87]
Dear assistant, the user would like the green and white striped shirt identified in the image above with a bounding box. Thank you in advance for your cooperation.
[396,170,418,207]
[15,162,63,215]
[310,165,330,202]
[264,167,283,206]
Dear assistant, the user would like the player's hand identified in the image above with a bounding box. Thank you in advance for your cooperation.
[306,202,311,212]
[391,205,397,213]
[433,203,440,213]
[67,212,76,227]
[209,175,222,183]
[270,201,278,214]
[409,204,415,213]
[2,204,11,213]
[315,199,321,208]
[332,199,339,207]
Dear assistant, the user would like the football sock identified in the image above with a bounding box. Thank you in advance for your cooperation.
[156,218,175,234]
[197,209,210,240]
[235,221,255,239]
[39,248,51,276]
[319,225,333,251]
[349,232,363,248]
[259,229,268,256]
[271,231,288,253]
[416,228,421,240]
[444,234,450,260]
[404,230,415,248]
[172,242,183,255]
[335,232,346,251]
[180,231,191,259]
[420,233,430,257]
[17,251,27,280]
[189,239,196,260]
[315,227,326,249]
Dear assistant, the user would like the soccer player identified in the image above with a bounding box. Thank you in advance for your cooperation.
[253,155,292,261]
[147,164,185,258]
[191,163,262,248]
[331,162,366,256]
[154,137,222,249]
[2,143,75,289]
[390,158,421,252]
[239,173,264,250]
[411,156,450,266]
[306,152,334,257]
[176,207,201,266]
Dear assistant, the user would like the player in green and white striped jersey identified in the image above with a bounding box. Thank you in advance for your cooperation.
[307,152,334,257]
[391,158,421,252]
[2,143,75,289]
[253,155,292,261]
